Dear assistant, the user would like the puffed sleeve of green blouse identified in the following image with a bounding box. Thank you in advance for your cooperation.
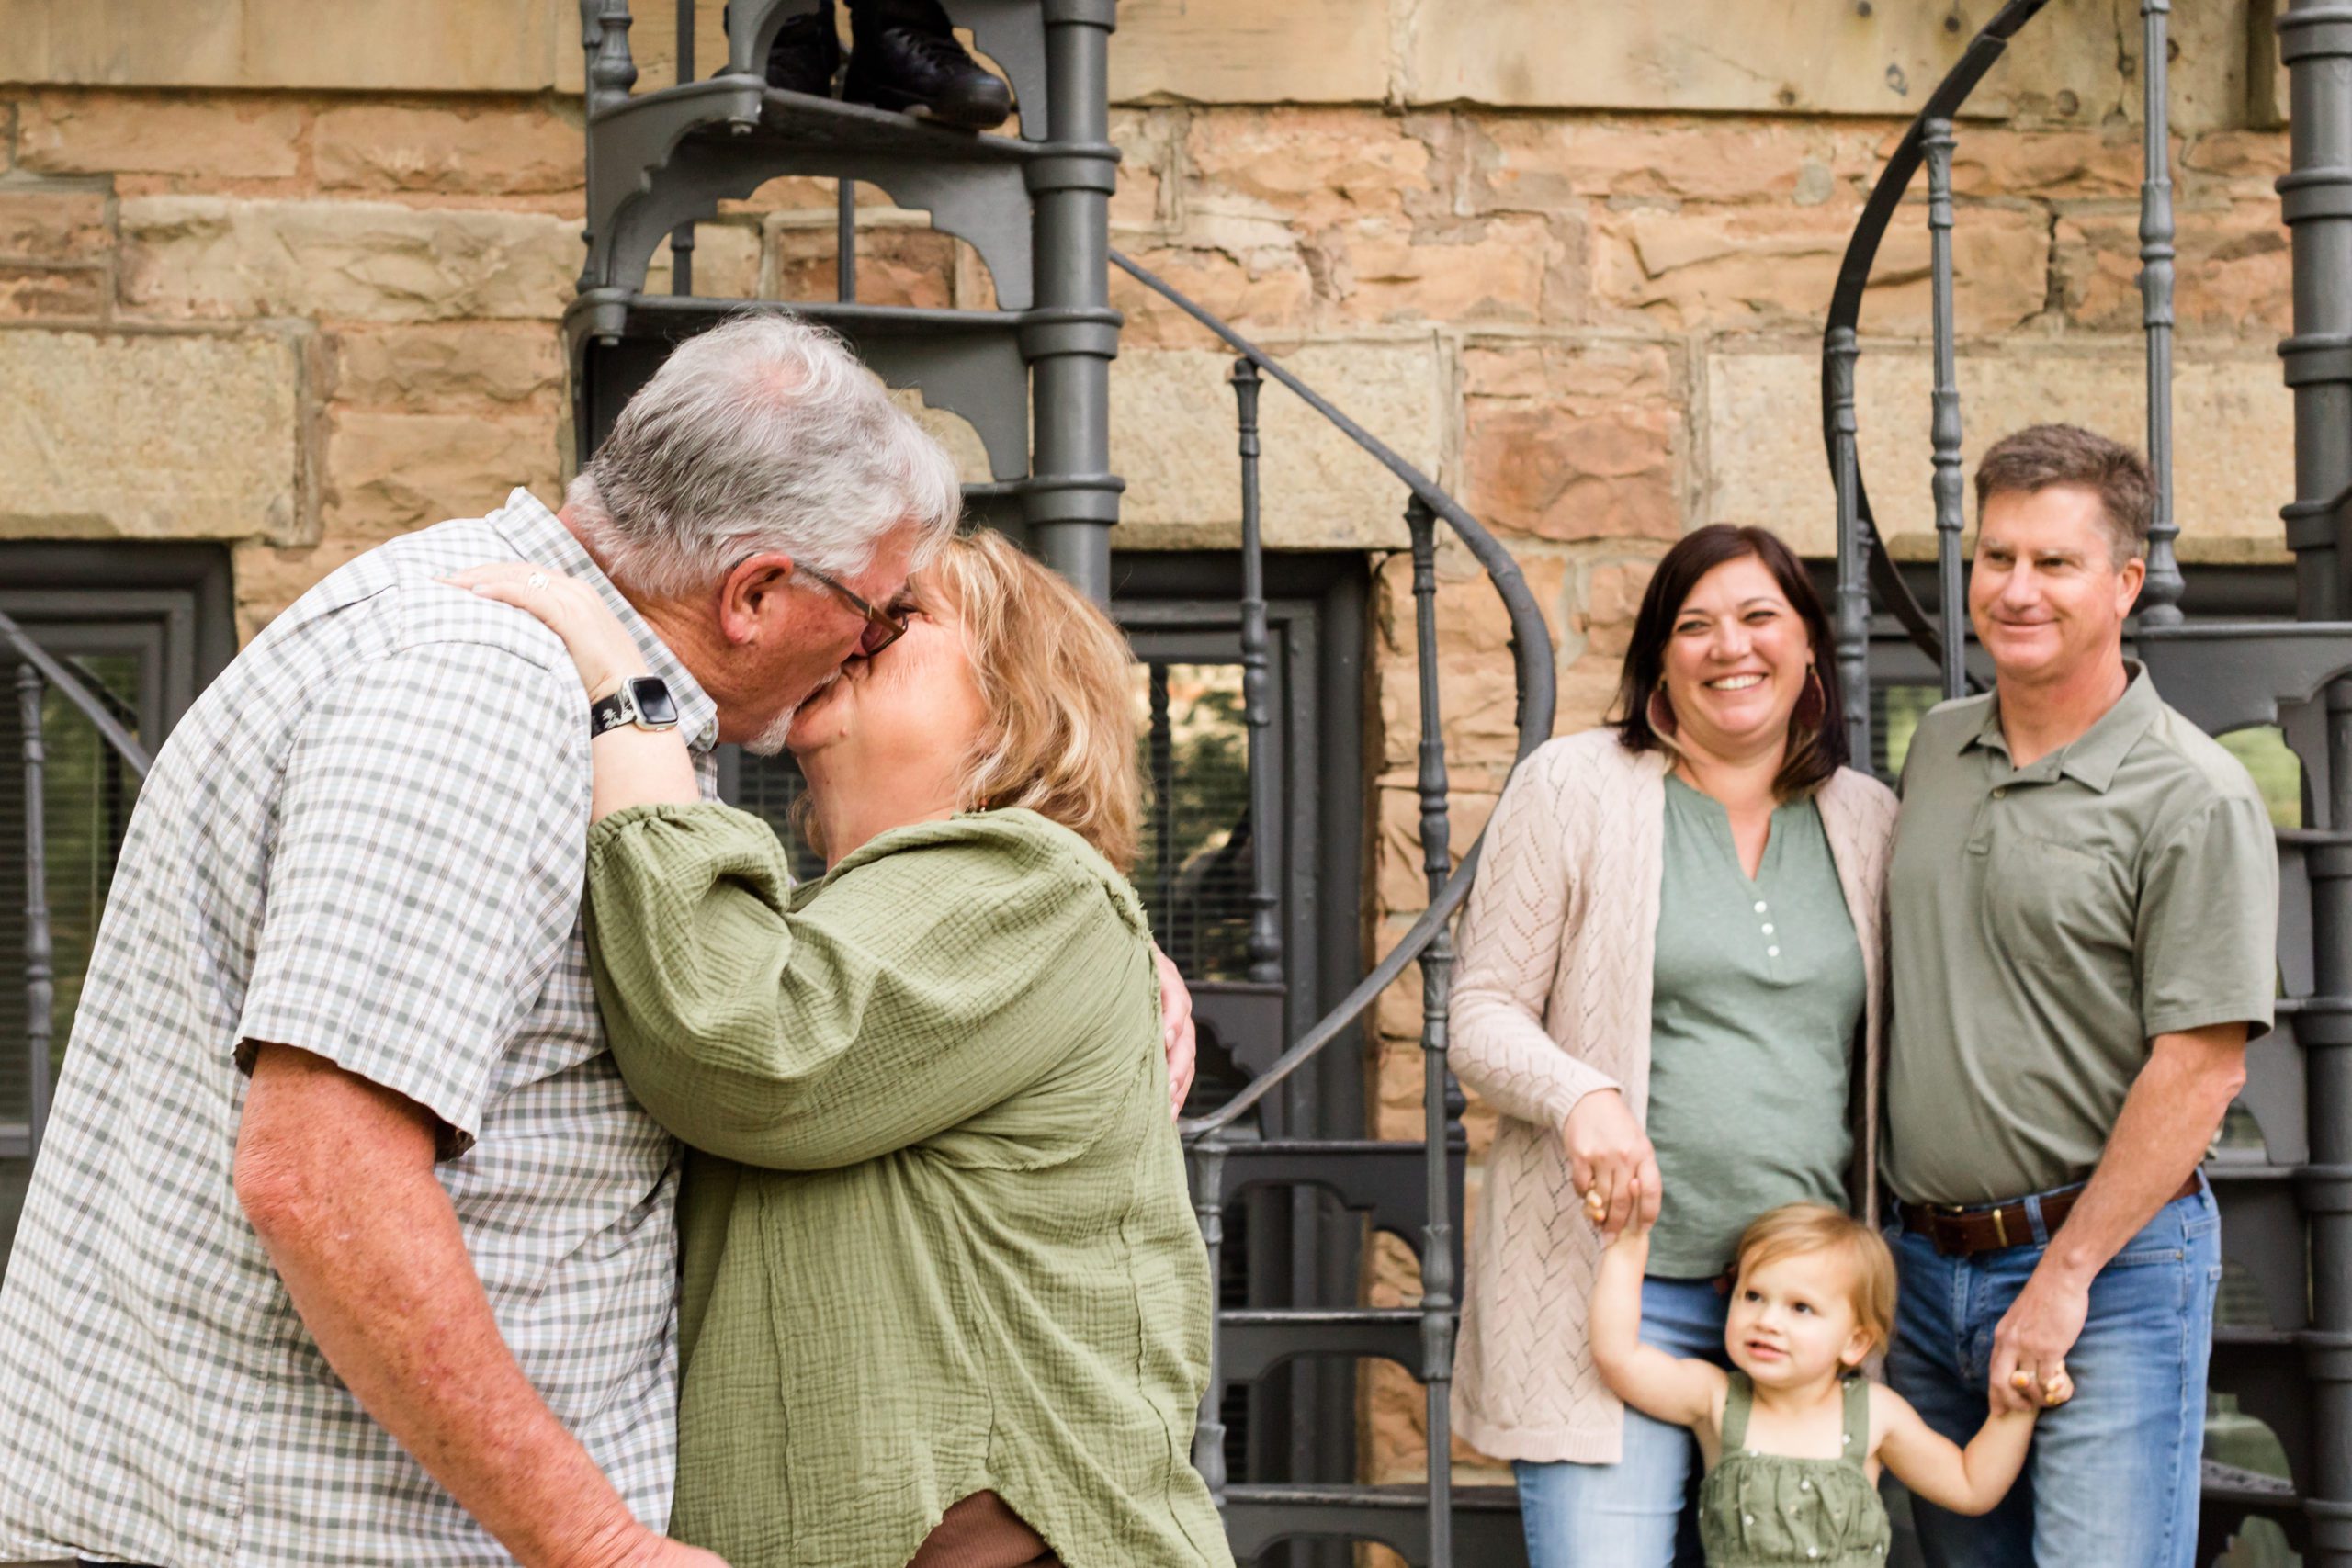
[582,802,1148,1171]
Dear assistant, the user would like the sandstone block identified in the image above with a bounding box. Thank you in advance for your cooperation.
[1945,128,2146,200]
[2185,130,2291,189]
[1375,783,1497,919]
[1110,0,1390,107]
[0,265,104,321]
[314,103,581,195]
[1704,345,2294,564]
[0,188,109,263]
[1596,202,2049,335]
[1462,341,1681,545]
[1576,556,1663,660]
[1184,108,1437,234]
[1324,214,1555,326]
[0,327,299,542]
[331,323,564,411]
[1110,340,1445,551]
[1108,108,1173,236]
[772,222,956,309]
[645,221,763,299]
[1467,117,1874,211]
[1108,245,1314,349]
[17,94,303,179]
[323,408,560,541]
[2055,204,2290,336]
[120,197,579,321]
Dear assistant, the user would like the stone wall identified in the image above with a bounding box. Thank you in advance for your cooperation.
[0,0,2306,1539]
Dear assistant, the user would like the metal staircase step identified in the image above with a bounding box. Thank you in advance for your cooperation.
[1221,1483,1525,1568]
[584,78,1039,303]
[1218,1306,1423,1382]
[1208,1138,1465,1251]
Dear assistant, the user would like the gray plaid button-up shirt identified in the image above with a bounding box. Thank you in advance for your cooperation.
[0,491,717,1567]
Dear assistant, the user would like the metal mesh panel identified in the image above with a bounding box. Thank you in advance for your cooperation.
[1133,662,1252,983]
[0,656,142,1114]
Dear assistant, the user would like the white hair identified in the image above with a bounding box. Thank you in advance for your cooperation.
[566,312,963,598]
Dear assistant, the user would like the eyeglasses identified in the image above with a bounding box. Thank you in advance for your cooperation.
[796,561,909,656]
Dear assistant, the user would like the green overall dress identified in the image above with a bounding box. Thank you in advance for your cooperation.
[1698,1373,1891,1567]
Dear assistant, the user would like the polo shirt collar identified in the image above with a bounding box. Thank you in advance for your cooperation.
[1962,659,2157,794]
[488,487,722,755]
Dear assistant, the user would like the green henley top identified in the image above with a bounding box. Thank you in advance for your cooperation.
[1645,777,1867,1277]
[582,803,1232,1568]
[1884,664,2278,1206]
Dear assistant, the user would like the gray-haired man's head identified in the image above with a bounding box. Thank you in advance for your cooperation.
[561,312,963,750]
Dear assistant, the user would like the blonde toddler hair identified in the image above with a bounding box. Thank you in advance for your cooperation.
[1733,1202,1897,1355]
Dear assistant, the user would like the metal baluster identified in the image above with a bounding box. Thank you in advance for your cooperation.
[1924,116,1967,702]
[670,0,695,295]
[1149,664,1176,941]
[2281,5,2352,1557]
[1828,326,1872,770]
[2138,0,2185,625]
[585,0,639,114]
[1232,359,1283,987]
[1190,1135,1228,1506]
[17,664,52,1159]
[1406,495,1456,1568]
[838,181,857,303]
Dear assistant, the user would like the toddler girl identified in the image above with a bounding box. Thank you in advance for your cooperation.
[1589,1199,2067,1567]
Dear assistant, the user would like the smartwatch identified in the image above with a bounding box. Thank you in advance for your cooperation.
[589,675,681,739]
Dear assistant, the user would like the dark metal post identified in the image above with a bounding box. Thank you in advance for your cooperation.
[1149,664,1176,941]
[837,180,857,303]
[16,664,51,1158]
[2283,3,2352,1557]
[1828,325,1872,768]
[669,0,695,295]
[1406,495,1456,1568]
[2138,0,2186,625]
[1190,1135,1228,1507]
[1231,358,1283,987]
[585,0,639,114]
[1024,0,1123,601]
[1924,116,1967,701]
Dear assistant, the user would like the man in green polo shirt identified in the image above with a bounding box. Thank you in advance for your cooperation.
[1883,423,2277,1568]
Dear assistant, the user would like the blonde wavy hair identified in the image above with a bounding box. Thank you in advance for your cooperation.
[1733,1202,1897,1356]
[926,529,1143,874]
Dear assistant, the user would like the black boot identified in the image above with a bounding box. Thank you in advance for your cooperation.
[842,0,1012,130]
[730,0,841,96]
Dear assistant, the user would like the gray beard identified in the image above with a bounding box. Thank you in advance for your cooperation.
[743,698,800,757]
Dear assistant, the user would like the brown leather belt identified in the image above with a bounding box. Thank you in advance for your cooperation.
[1898,1173,2202,1258]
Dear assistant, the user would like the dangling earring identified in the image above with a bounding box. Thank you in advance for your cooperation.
[1647,687,1678,739]
[1793,664,1827,733]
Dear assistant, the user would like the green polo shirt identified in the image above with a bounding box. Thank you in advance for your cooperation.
[1884,663,2278,1206]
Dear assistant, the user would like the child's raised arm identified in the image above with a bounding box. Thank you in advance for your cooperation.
[1871,1382,2039,1516]
[1589,1202,1722,1430]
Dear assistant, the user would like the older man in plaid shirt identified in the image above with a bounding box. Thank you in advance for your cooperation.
[0,315,1193,1568]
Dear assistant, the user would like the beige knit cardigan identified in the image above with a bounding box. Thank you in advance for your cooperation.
[1446,728,1898,1465]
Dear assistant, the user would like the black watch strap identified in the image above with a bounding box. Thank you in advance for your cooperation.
[589,675,681,738]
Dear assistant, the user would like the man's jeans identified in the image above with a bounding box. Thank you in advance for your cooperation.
[1513,1275,1729,1568]
[1886,1181,2222,1568]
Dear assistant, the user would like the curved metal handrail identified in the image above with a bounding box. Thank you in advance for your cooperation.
[1818,0,2052,673]
[1107,250,1558,1138]
[0,608,152,777]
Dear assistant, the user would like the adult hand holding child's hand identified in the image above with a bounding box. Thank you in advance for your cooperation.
[1563,1088,1661,1240]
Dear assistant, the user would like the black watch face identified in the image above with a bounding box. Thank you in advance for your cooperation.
[630,679,680,728]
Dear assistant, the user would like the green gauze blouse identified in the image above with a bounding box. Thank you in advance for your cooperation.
[582,803,1233,1568]
[1700,1373,1891,1567]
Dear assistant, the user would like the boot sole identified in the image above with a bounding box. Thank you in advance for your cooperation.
[844,78,1011,130]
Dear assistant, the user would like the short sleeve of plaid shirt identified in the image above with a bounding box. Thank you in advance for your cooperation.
[234,637,591,1156]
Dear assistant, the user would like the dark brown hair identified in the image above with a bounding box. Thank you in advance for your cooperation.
[1973,423,2154,566]
[1611,524,1847,798]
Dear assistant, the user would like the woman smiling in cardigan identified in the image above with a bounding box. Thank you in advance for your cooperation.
[451,531,1230,1568]
[1447,525,1898,1568]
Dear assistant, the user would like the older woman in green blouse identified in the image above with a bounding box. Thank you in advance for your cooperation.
[451,532,1229,1568]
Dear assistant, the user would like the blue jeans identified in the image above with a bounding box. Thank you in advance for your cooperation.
[1885,1181,2222,1568]
[1514,1275,1728,1568]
